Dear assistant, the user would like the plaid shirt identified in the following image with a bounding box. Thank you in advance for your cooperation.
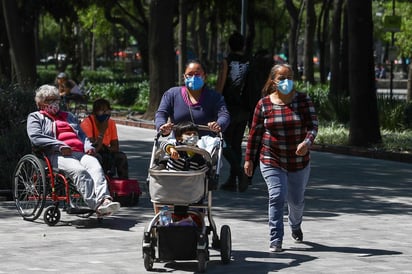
[245,92,318,171]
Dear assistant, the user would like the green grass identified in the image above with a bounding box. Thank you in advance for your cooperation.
[317,122,412,153]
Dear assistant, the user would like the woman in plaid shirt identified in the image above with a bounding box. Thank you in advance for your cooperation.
[244,64,318,252]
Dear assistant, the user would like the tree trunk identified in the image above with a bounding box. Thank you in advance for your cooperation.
[144,0,177,120]
[91,19,96,71]
[178,0,188,86]
[407,63,412,101]
[329,0,343,99]
[198,2,208,69]
[245,0,255,59]
[208,10,218,73]
[284,0,300,79]
[341,6,349,98]
[347,0,381,146]
[2,0,37,90]
[0,4,11,82]
[303,0,316,84]
[317,0,332,84]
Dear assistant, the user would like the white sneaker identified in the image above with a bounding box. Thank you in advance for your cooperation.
[269,245,283,253]
[97,200,121,216]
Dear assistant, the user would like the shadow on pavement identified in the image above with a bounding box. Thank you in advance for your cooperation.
[290,241,402,256]
[307,152,412,216]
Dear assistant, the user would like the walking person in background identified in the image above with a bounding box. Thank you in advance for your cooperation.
[241,49,274,186]
[216,31,250,192]
[244,64,318,252]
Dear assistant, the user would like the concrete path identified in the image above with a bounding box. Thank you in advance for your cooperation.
[1,125,411,273]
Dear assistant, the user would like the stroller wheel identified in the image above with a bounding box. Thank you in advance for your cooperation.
[197,250,208,273]
[143,249,154,271]
[220,225,232,264]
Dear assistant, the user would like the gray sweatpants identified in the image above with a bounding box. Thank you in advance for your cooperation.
[50,152,111,210]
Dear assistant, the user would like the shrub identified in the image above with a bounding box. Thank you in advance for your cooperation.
[316,122,349,146]
[0,86,34,191]
[376,96,412,130]
[133,80,150,113]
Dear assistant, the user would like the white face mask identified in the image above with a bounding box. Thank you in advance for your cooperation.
[181,134,199,146]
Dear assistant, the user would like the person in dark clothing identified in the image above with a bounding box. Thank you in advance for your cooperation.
[216,31,250,192]
[241,49,274,185]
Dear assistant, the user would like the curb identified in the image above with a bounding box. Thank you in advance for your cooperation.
[113,118,155,130]
[312,144,412,164]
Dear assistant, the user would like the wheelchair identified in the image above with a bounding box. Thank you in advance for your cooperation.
[12,152,96,226]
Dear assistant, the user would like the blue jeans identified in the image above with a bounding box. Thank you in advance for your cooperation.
[260,162,311,247]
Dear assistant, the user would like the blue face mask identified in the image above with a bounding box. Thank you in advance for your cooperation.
[185,76,204,91]
[278,79,294,95]
[96,114,110,122]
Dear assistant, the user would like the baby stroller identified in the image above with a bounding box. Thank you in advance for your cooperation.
[142,125,231,272]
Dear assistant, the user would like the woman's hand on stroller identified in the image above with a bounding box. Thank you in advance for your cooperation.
[159,122,174,136]
[207,121,221,133]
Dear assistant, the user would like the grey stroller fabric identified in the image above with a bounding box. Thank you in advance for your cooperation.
[149,167,208,204]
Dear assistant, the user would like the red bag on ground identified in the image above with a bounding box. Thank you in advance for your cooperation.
[108,178,142,206]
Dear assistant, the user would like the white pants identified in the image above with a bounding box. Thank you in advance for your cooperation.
[50,152,111,210]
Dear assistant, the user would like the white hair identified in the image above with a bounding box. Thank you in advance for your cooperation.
[34,84,59,107]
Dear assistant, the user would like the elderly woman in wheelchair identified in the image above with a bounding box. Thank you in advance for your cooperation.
[23,84,120,220]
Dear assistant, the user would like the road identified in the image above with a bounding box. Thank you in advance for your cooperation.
[0,124,411,273]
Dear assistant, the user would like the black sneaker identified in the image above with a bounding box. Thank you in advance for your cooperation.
[238,174,249,192]
[291,228,303,242]
[220,176,237,191]
[220,182,236,191]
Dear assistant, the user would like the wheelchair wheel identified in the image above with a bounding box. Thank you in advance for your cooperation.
[43,205,61,226]
[13,154,47,221]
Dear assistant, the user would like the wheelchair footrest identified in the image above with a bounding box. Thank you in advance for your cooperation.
[66,207,94,215]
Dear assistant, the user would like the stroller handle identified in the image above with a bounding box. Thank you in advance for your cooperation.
[172,145,213,163]
[156,124,223,139]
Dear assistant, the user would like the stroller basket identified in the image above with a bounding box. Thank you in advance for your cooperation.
[149,167,208,204]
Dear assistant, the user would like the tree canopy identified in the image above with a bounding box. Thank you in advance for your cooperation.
[1,0,412,146]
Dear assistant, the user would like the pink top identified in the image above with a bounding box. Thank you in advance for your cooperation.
[40,110,84,152]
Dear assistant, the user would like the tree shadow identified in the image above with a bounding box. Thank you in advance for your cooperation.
[306,152,412,216]
[153,240,401,274]
[289,241,402,257]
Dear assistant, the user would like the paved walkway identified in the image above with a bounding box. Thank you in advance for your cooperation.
[1,125,411,273]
